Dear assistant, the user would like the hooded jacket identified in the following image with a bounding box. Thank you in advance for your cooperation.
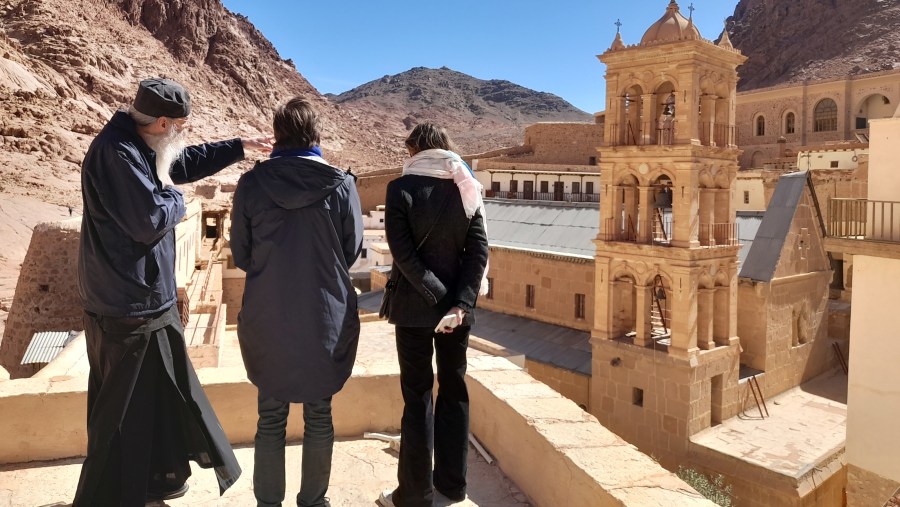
[230,155,363,402]
[78,111,244,317]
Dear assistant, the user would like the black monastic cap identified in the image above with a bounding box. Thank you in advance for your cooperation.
[133,78,191,118]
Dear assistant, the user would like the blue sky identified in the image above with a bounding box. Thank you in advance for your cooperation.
[220,0,738,113]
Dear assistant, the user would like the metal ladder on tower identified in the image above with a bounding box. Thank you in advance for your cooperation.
[650,274,668,337]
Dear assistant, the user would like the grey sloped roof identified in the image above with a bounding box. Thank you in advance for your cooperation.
[21,330,78,365]
[484,200,599,257]
[357,290,591,375]
[739,172,808,282]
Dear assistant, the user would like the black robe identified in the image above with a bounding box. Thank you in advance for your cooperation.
[73,307,240,506]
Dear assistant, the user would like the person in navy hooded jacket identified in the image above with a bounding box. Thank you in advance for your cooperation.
[230,96,363,507]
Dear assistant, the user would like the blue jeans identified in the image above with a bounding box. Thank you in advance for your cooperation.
[253,394,333,507]
[391,325,469,507]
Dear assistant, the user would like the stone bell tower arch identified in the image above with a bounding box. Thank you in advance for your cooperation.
[590,1,748,466]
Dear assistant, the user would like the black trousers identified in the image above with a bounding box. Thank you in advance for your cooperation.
[73,306,240,506]
[392,325,469,507]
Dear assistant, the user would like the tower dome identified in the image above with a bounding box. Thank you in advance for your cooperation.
[640,0,701,45]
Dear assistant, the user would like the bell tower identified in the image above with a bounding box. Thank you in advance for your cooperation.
[590,2,748,465]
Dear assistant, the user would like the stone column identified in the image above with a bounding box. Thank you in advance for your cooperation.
[641,94,658,144]
[712,285,729,346]
[715,97,730,146]
[697,288,716,350]
[668,267,699,358]
[699,188,716,246]
[700,95,716,146]
[635,284,653,347]
[714,188,732,244]
[592,256,613,340]
[638,186,654,243]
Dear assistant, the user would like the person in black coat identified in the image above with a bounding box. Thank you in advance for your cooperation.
[230,97,363,507]
[378,123,489,507]
[74,78,271,506]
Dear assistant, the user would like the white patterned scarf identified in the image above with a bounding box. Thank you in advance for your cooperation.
[402,149,490,296]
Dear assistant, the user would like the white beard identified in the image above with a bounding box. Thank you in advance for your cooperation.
[143,125,186,188]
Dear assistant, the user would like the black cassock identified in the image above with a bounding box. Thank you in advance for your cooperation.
[73,306,240,506]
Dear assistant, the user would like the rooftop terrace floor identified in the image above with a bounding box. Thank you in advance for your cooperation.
[691,369,847,479]
[0,437,529,507]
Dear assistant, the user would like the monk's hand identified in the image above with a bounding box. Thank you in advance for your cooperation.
[242,136,274,154]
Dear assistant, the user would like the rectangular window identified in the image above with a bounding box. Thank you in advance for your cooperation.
[572,182,581,194]
[486,277,494,299]
[540,181,549,193]
[586,182,594,194]
[743,191,750,204]
[491,181,501,192]
[589,156,597,165]
[525,284,535,308]
[830,160,839,168]
[633,387,644,407]
[361,248,368,259]
[575,293,586,319]
[509,180,518,193]
[227,255,235,269]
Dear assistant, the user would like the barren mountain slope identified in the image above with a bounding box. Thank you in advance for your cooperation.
[0,0,404,211]
[729,0,900,91]
[328,66,593,155]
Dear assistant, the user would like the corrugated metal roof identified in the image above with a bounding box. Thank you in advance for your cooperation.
[739,172,808,282]
[357,290,591,375]
[484,200,599,257]
[21,331,78,365]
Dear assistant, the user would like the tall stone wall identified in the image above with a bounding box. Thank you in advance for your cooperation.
[357,171,399,214]
[0,219,83,379]
[521,123,603,166]
[524,359,590,410]
[736,70,900,169]
[478,247,594,332]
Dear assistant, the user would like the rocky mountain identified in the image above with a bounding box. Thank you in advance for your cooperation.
[0,0,406,210]
[729,0,900,91]
[328,66,592,154]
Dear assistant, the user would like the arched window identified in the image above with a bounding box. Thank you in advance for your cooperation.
[814,99,838,132]
[755,116,765,136]
[784,112,796,134]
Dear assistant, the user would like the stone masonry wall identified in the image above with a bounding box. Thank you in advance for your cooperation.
[848,464,900,507]
[0,219,83,379]
[521,122,603,166]
[478,247,594,332]
[357,172,399,214]
[736,70,900,169]
[524,359,590,410]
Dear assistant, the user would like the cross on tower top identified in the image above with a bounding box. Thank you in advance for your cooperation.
[614,18,622,33]
[688,2,695,19]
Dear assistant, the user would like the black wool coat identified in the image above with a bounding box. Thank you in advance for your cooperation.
[384,175,489,328]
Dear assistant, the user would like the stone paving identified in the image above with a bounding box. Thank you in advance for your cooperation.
[0,438,530,507]
[691,369,847,478]
[0,320,527,507]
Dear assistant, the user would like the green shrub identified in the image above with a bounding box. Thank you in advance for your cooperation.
[676,466,734,507]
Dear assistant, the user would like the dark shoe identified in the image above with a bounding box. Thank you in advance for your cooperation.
[146,483,189,501]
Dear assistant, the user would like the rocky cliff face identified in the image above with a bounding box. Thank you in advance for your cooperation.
[329,66,593,155]
[0,0,404,212]
[729,0,900,91]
